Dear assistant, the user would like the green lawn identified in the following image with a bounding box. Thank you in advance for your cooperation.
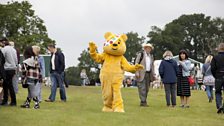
[0,85,223,126]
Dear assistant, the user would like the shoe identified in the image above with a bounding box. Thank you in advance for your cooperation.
[33,104,40,109]
[61,100,66,102]
[217,107,223,114]
[10,103,17,106]
[45,99,53,102]
[21,104,30,108]
[209,98,212,103]
[185,105,190,108]
[179,105,184,108]
[33,97,40,109]
[140,103,149,107]
[140,104,149,107]
[21,97,31,108]
[1,102,8,106]
[20,102,30,108]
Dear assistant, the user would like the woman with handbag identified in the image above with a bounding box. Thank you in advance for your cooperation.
[20,46,42,109]
[177,50,192,108]
[202,55,215,103]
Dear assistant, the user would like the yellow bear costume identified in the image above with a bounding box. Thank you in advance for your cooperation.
[89,32,143,112]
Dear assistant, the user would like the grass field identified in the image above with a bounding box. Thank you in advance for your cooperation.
[0,85,223,126]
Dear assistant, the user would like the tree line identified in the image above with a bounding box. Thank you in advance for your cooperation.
[0,1,54,53]
[1,1,224,85]
[75,14,224,85]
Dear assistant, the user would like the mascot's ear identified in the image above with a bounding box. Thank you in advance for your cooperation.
[104,32,113,40]
[120,34,128,42]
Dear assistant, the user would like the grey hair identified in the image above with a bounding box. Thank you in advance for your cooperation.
[163,50,173,58]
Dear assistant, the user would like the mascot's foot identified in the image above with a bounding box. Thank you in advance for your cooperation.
[102,107,113,112]
[114,108,125,113]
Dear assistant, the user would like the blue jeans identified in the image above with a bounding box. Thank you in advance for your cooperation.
[205,85,214,100]
[215,78,224,109]
[48,72,66,101]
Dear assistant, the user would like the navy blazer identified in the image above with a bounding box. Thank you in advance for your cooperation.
[50,51,65,74]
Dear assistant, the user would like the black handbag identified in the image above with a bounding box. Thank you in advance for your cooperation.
[22,77,29,88]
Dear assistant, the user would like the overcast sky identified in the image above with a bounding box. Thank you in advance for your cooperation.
[1,0,224,67]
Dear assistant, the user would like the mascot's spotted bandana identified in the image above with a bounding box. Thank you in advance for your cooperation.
[89,32,143,113]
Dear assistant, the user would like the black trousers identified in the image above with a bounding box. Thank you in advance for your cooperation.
[3,70,16,104]
[164,84,176,106]
[215,78,224,109]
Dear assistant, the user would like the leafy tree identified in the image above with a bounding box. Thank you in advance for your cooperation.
[209,17,224,55]
[147,13,224,61]
[124,32,145,62]
[77,49,100,83]
[171,14,213,60]
[0,1,54,53]
[65,66,81,86]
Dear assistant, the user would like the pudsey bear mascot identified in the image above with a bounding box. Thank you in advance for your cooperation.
[89,32,143,112]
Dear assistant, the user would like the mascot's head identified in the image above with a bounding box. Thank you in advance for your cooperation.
[103,32,127,56]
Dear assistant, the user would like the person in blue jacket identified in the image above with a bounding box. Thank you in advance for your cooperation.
[159,51,178,107]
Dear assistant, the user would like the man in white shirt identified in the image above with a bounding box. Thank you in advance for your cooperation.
[45,44,66,102]
[135,43,155,107]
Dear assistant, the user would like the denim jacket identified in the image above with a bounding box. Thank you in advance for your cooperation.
[179,60,191,77]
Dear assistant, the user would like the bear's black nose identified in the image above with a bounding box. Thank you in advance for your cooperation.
[113,44,118,46]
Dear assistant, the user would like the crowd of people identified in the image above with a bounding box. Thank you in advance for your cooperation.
[0,37,224,114]
[135,43,224,114]
[0,38,67,109]
[158,52,216,108]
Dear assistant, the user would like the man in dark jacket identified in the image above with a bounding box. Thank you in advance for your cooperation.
[45,44,66,102]
[211,43,224,114]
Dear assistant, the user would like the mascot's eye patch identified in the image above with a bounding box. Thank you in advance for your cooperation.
[104,35,121,47]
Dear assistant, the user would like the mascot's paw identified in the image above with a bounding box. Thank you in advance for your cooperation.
[114,108,125,113]
[102,106,113,112]
[89,41,97,53]
[135,64,144,71]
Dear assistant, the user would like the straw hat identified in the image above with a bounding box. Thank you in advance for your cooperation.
[143,43,154,50]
